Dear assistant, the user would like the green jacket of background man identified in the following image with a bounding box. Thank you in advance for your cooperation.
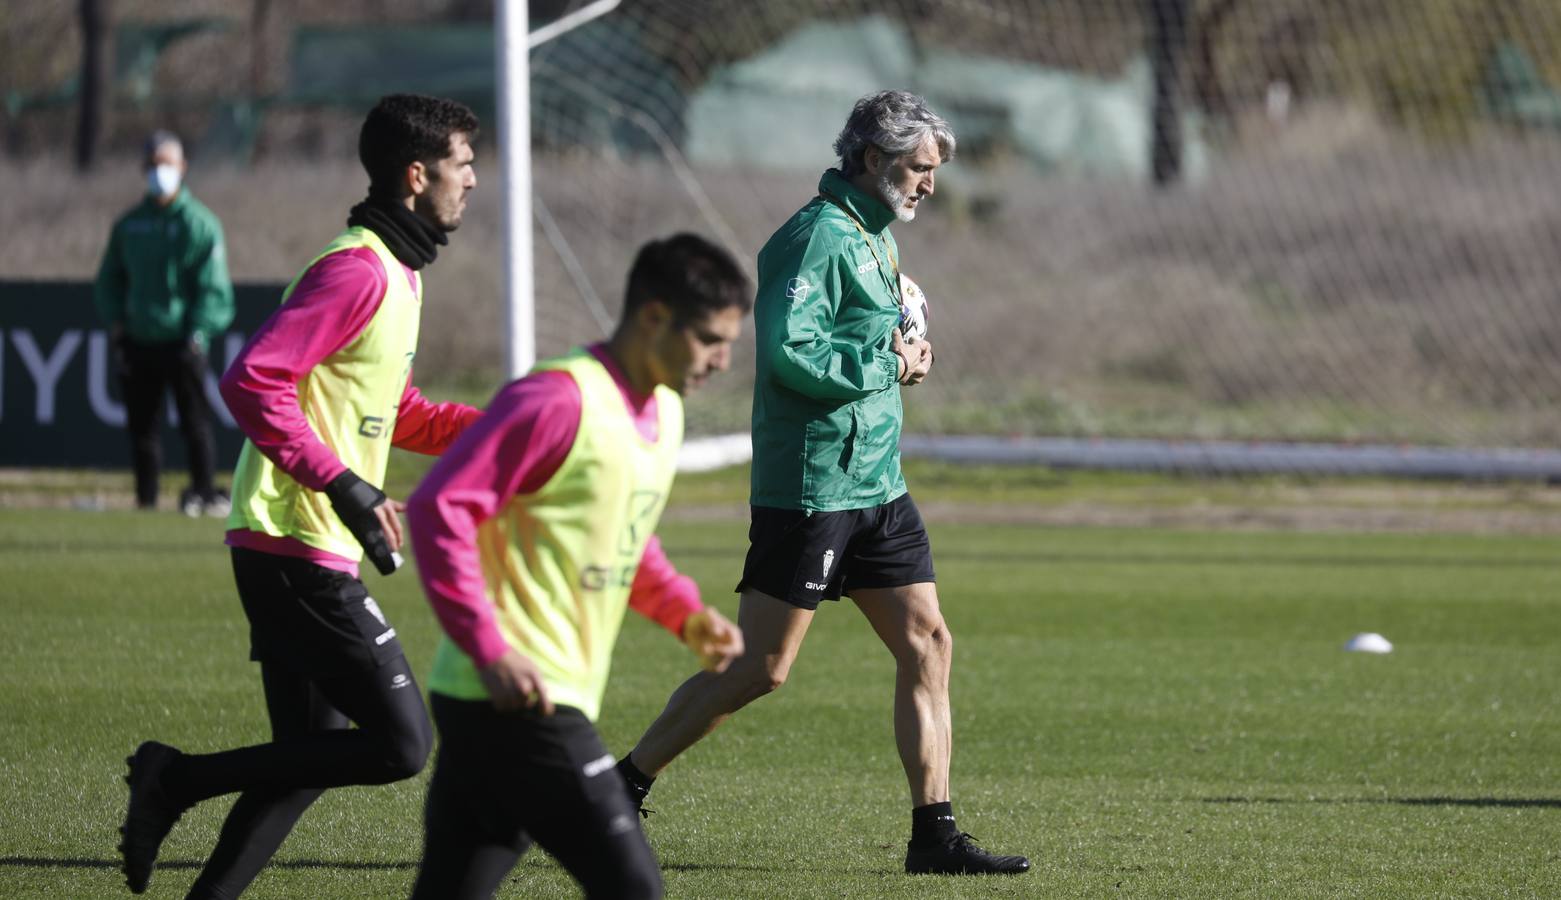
[750,168,909,512]
[93,190,234,348]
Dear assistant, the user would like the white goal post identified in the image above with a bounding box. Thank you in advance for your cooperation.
[498,0,623,379]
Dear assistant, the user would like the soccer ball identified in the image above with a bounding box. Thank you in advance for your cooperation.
[899,273,929,342]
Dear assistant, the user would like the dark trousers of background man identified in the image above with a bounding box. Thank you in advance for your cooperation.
[120,339,217,509]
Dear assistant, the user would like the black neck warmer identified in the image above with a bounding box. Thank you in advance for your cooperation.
[346,195,447,270]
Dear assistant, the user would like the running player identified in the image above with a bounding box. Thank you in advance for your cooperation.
[405,233,750,900]
[117,94,483,897]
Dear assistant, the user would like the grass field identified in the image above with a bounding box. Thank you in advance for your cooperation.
[3,484,1560,898]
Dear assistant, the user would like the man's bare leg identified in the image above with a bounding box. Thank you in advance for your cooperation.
[852,581,1029,875]
[851,582,952,807]
[626,590,814,777]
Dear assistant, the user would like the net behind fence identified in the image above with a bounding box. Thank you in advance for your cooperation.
[518,0,1561,449]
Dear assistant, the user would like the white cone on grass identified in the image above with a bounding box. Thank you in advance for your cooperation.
[1344,632,1393,654]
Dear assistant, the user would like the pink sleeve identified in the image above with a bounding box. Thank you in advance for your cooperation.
[628,535,704,637]
[218,247,386,491]
[406,371,581,669]
[391,377,482,455]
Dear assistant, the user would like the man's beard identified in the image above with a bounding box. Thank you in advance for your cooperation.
[876,172,918,223]
[414,192,463,233]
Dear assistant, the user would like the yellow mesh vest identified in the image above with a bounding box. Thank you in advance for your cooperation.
[227,228,421,559]
[427,349,684,721]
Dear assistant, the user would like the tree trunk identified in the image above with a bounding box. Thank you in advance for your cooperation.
[1149,0,1189,187]
[1193,0,1242,128]
[76,0,110,171]
[250,0,272,97]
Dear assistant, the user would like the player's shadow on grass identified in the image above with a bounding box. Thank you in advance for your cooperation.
[659,861,803,873]
[0,856,417,871]
[1201,796,1561,809]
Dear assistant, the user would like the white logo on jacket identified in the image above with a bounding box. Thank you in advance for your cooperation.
[786,277,811,300]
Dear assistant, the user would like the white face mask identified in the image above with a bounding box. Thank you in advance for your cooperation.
[147,163,182,198]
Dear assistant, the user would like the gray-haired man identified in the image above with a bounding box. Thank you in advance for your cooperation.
[613,90,1029,876]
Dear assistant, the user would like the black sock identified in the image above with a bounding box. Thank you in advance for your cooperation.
[161,753,194,808]
[910,801,958,846]
[617,755,655,793]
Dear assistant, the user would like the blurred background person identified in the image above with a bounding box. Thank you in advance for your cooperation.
[93,129,234,516]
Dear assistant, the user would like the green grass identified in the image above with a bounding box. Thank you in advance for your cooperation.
[3,506,1560,898]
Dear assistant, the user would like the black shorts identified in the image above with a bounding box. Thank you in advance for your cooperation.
[232,546,406,677]
[416,695,658,898]
[737,492,936,611]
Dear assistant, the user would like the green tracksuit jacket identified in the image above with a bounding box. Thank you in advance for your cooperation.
[93,190,234,348]
[750,168,909,512]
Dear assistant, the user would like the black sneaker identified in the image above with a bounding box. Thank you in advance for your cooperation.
[118,741,187,894]
[622,773,653,820]
[905,832,1031,875]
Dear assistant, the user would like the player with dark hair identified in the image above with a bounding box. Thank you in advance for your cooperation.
[116,94,483,897]
[357,93,482,197]
[614,90,1031,876]
[405,233,751,900]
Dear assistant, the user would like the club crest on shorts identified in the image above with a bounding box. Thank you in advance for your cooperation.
[363,596,387,627]
[822,548,835,580]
